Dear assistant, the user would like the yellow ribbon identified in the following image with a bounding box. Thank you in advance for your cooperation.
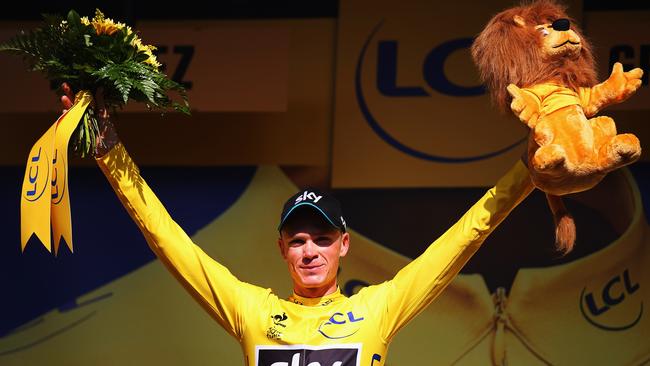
[20,90,93,253]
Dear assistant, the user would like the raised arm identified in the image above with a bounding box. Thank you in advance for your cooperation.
[578,62,643,117]
[376,160,534,342]
[97,142,267,339]
[62,84,263,340]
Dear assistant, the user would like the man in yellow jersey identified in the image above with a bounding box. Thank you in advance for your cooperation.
[61,84,534,366]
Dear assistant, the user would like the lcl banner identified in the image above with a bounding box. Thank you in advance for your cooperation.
[331,0,583,188]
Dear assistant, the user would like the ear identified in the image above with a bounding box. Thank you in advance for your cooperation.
[339,232,350,258]
[513,15,526,27]
[277,236,287,260]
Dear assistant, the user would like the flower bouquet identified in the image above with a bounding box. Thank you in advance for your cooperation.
[5,9,190,254]
[0,9,190,157]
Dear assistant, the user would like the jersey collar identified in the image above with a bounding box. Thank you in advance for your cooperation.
[288,286,345,307]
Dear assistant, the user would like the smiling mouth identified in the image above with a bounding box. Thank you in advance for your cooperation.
[300,264,324,270]
[553,40,580,48]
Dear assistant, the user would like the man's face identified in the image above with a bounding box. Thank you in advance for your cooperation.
[278,208,349,297]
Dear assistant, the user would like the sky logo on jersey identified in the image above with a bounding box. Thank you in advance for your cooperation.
[256,344,361,366]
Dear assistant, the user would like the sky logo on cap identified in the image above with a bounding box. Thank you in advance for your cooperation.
[295,191,323,205]
[280,189,345,232]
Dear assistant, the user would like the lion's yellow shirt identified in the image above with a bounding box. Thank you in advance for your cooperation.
[521,83,599,117]
[96,143,533,366]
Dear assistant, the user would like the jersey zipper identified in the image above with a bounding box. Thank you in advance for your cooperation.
[491,287,554,366]
[492,286,508,366]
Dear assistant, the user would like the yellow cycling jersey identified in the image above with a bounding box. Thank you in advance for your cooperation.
[96,142,533,366]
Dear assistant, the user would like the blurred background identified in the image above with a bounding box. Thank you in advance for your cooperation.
[1,0,649,365]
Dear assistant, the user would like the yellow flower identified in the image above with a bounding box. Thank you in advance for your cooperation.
[144,55,161,69]
[91,9,126,36]
[130,36,160,68]
[142,46,161,69]
[93,9,105,21]
[131,36,143,49]
[80,16,90,26]
[92,19,120,35]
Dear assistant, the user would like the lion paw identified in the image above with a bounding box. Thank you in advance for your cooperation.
[598,133,641,171]
[533,144,567,171]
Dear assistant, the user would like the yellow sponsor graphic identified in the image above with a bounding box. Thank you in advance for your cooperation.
[20,123,55,252]
[51,91,92,254]
[20,91,92,253]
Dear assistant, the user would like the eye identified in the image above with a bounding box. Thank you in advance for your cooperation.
[315,236,334,246]
[536,27,549,36]
[289,238,305,247]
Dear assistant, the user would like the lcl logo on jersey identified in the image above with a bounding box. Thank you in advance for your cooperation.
[580,268,643,331]
[256,344,361,366]
[318,311,365,340]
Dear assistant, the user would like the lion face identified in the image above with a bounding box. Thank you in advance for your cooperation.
[535,20,582,59]
[473,1,597,112]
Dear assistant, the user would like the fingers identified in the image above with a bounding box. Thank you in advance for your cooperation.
[507,84,521,99]
[519,106,534,122]
[60,82,75,113]
[510,99,524,113]
[60,95,72,113]
[61,82,74,101]
[510,101,539,127]
[625,67,644,80]
[511,102,536,122]
[622,70,643,98]
[527,113,539,129]
[627,78,642,92]
[508,84,525,113]
[611,62,623,76]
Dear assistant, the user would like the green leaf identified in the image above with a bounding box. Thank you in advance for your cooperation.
[116,78,133,103]
[67,10,81,26]
[1,8,191,136]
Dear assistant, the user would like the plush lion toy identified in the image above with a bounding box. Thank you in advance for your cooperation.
[472,0,643,254]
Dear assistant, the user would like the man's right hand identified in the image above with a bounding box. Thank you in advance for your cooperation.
[61,82,120,157]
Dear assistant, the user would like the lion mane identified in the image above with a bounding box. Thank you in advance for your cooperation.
[471,0,597,112]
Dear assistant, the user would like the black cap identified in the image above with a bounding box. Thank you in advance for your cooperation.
[278,189,347,232]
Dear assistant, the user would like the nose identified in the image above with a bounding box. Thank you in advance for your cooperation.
[303,240,319,259]
[552,18,570,31]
